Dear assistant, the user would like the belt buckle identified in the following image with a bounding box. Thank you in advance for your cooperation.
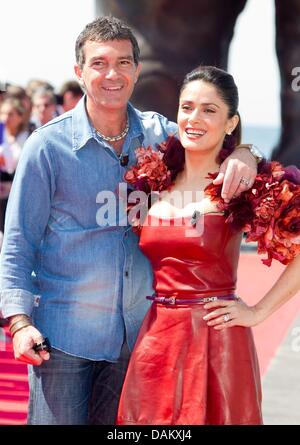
[166,296,176,305]
[203,296,218,303]
[156,296,165,303]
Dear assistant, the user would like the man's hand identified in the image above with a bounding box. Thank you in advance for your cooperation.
[213,146,258,203]
[11,322,50,366]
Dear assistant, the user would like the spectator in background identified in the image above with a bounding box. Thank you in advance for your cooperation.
[0,81,7,115]
[31,88,57,128]
[0,98,31,234]
[5,85,35,134]
[59,80,83,112]
[25,79,54,99]
[0,92,6,107]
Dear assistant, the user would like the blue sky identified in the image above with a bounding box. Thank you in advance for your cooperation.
[0,0,280,127]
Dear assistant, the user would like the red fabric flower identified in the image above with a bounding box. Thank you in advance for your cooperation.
[124,145,173,233]
[124,146,172,193]
[205,161,300,266]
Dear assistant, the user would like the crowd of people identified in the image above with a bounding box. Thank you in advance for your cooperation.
[0,80,83,239]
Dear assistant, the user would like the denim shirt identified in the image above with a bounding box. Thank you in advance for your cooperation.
[0,97,177,361]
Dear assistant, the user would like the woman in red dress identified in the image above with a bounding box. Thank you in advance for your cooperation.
[117,66,300,425]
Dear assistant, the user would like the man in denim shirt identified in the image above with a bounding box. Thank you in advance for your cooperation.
[0,16,260,424]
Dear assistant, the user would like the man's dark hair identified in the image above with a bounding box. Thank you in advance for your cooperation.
[75,16,140,68]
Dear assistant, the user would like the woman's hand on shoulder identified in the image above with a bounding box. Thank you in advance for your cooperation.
[213,147,258,203]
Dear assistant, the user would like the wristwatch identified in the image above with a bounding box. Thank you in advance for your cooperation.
[239,144,264,164]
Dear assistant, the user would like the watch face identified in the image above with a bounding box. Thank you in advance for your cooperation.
[251,145,263,161]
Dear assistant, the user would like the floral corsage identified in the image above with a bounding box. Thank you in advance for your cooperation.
[125,146,172,193]
[205,162,300,266]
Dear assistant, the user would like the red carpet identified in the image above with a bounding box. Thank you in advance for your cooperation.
[0,251,299,425]
[237,252,300,376]
[0,328,28,425]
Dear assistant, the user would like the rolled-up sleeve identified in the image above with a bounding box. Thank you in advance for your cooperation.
[0,289,36,318]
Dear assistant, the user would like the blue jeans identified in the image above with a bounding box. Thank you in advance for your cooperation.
[27,343,130,425]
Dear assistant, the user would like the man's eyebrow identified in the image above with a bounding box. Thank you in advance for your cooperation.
[89,55,134,62]
[118,55,134,60]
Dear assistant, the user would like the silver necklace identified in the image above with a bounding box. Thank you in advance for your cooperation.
[96,115,129,143]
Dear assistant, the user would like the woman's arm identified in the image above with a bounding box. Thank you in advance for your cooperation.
[202,253,300,329]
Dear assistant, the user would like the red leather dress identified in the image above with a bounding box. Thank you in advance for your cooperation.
[117,214,263,425]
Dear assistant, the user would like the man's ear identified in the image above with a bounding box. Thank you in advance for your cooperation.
[74,64,85,88]
[134,63,142,84]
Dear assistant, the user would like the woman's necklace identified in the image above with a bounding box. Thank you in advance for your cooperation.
[96,115,129,143]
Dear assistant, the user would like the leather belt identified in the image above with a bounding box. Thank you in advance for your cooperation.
[146,293,237,306]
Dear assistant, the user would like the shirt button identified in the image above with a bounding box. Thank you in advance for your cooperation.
[125,271,129,277]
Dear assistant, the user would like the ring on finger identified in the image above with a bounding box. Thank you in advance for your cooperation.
[223,313,230,323]
[33,338,51,353]
[239,176,250,186]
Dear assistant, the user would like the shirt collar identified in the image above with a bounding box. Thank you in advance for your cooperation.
[127,102,144,142]
[72,96,144,151]
[72,96,94,151]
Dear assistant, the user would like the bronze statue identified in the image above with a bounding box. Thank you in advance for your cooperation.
[96,0,300,166]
